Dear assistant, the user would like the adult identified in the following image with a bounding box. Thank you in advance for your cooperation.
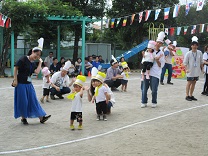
[50,57,60,75]
[44,51,53,68]
[13,43,51,125]
[92,56,101,69]
[84,57,93,76]
[57,57,65,70]
[104,57,123,91]
[141,31,165,108]
[160,40,177,85]
[50,61,74,100]
[98,55,105,63]
[183,36,203,101]
[88,55,93,64]
[201,45,208,95]
[75,58,82,74]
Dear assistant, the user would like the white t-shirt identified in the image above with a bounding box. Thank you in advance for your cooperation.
[44,56,53,68]
[163,47,173,64]
[149,50,165,79]
[42,76,51,89]
[71,92,82,112]
[203,52,208,74]
[50,71,70,87]
[121,72,129,80]
[95,85,108,103]
[142,51,156,63]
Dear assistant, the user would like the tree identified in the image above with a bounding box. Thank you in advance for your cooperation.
[0,0,80,76]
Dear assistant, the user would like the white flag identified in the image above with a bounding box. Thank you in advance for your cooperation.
[155,9,161,20]
[196,0,205,11]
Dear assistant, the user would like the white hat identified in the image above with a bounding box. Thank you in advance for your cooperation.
[111,55,118,65]
[172,41,177,47]
[74,75,86,87]
[165,39,171,45]
[33,37,44,51]
[91,67,98,79]
[156,31,165,43]
[121,61,128,69]
[63,61,71,71]
[94,71,106,83]
[191,36,198,43]
[41,67,50,76]
[147,40,156,49]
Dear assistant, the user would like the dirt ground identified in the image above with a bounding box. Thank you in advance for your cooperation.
[0,73,208,156]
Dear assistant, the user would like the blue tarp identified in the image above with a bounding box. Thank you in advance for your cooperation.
[101,39,149,69]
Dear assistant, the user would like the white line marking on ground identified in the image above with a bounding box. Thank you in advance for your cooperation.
[0,104,207,155]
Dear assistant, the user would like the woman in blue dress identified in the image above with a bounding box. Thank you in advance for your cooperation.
[12,47,51,125]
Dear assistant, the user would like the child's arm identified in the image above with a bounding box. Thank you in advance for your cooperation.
[104,92,109,104]
[84,86,93,102]
[79,87,84,98]
[69,77,76,87]
[92,96,95,103]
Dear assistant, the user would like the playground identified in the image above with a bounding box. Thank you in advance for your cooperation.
[0,73,208,156]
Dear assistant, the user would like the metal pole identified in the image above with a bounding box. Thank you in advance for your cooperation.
[57,25,60,61]
[81,19,86,75]
[11,31,14,76]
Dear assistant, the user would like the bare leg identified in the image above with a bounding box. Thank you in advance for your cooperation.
[190,81,196,96]
[186,81,192,96]
[121,85,124,91]
[124,84,127,91]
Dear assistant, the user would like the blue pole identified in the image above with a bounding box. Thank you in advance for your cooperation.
[81,19,86,75]
[11,31,14,76]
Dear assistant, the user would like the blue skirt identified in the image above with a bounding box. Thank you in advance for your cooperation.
[14,83,46,119]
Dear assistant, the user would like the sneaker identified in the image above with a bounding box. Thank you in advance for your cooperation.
[167,82,173,85]
[201,91,207,95]
[151,103,157,108]
[50,95,55,100]
[190,96,197,101]
[103,115,107,121]
[40,98,44,103]
[185,96,192,101]
[40,115,51,124]
[160,82,164,85]
[78,125,82,130]
[96,115,100,121]
[70,125,75,130]
[21,118,28,125]
[141,103,147,108]
[57,95,64,99]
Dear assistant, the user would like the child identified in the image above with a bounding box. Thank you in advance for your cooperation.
[40,67,51,103]
[92,72,109,121]
[141,40,156,80]
[67,75,86,130]
[121,62,130,92]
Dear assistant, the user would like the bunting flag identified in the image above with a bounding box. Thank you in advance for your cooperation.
[191,25,196,34]
[122,17,127,26]
[177,27,181,35]
[145,10,151,21]
[155,9,161,20]
[5,18,11,28]
[164,7,170,20]
[138,12,143,23]
[196,0,205,11]
[169,27,175,36]
[111,19,115,28]
[184,26,188,35]
[185,2,192,16]
[165,28,169,35]
[105,19,109,28]
[116,18,121,27]
[173,5,180,18]
[130,14,135,25]
[199,24,204,33]
[0,14,7,27]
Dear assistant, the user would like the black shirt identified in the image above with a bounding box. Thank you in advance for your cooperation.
[15,56,37,84]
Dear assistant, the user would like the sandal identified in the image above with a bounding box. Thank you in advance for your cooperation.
[40,115,51,124]
[21,118,28,125]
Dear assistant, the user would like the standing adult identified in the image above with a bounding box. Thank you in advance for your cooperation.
[160,40,177,85]
[201,45,208,95]
[141,31,165,108]
[104,56,123,91]
[50,61,74,100]
[183,36,203,101]
[44,51,53,68]
[13,38,51,124]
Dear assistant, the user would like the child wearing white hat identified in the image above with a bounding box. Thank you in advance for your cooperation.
[121,62,130,92]
[92,71,109,121]
[67,75,86,130]
[40,67,51,103]
[141,40,157,80]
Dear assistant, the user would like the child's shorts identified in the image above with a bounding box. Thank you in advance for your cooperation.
[70,112,82,122]
[121,79,128,85]
[43,88,50,96]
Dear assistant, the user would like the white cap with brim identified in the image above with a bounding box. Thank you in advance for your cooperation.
[147,40,156,49]
[94,72,106,83]
[74,75,86,87]
[42,67,50,76]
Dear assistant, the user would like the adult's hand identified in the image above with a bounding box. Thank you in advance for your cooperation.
[55,86,60,91]
[12,79,18,87]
